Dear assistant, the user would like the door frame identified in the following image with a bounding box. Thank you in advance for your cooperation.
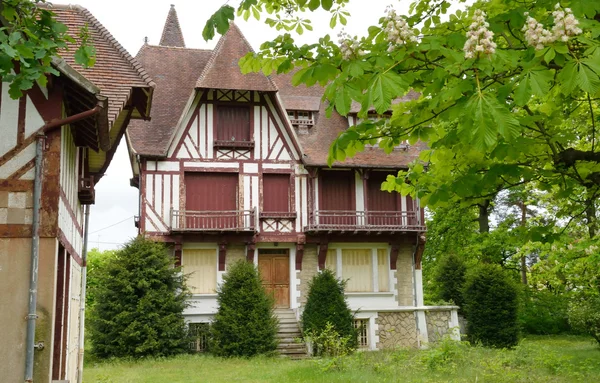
[254,244,298,309]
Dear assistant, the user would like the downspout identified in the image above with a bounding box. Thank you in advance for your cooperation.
[77,205,90,383]
[24,105,102,383]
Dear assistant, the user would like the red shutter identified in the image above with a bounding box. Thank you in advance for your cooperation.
[185,173,238,228]
[263,174,290,213]
[319,170,355,225]
[216,106,250,142]
[367,172,401,225]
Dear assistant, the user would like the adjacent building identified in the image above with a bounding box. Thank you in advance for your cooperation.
[0,5,153,382]
[128,6,459,352]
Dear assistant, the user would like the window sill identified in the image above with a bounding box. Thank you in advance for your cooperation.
[214,140,255,149]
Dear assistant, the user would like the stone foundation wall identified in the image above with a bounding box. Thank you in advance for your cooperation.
[426,310,452,342]
[297,245,318,306]
[225,245,246,267]
[376,311,418,349]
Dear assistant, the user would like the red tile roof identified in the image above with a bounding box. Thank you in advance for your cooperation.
[128,45,212,156]
[159,5,186,48]
[195,23,278,92]
[44,4,155,127]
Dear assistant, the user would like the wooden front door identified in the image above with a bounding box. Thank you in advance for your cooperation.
[258,253,290,308]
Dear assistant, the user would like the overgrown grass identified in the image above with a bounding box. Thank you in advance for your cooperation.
[84,335,600,383]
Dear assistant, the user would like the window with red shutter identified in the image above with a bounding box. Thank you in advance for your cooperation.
[262,174,293,217]
[214,105,253,148]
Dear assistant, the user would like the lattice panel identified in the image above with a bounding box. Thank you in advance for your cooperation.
[216,149,251,160]
[261,218,294,233]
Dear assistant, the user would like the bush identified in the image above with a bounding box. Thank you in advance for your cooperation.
[304,322,354,358]
[209,260,278,357]
[463,263,519,348]
[301,269,357,353]
[88,237,189,358]
[568,295,600,345]
[519,288,570,335]
[434,253,467,312]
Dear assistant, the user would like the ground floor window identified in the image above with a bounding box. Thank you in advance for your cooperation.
[325,248,390,292]
[354,319,369,348]
[182,249,217,294]
[188,323,210,352]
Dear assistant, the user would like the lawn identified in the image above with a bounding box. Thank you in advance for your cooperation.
[83,335,600,383]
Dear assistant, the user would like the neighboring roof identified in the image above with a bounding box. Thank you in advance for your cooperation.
[280,95,321,111]
[45,4,155,126]
[128,45,212,156]
[159,4,185,47]
[195,23,277,92]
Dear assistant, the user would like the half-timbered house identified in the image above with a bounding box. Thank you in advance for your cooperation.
[128,5,459,355]
[0,5,154,382]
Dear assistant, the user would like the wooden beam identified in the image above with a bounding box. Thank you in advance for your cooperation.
[318,241,329,270]
[295,243,304,271]
[414,233,426,270]
[174,243,182,267]
[218,242,227,271]
[390,244,400,270]
[246,242,256,263]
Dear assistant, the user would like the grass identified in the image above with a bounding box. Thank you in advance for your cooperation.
[83,335,600,383]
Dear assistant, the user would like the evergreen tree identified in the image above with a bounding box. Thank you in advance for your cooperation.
[210,260,278,357]
[88,237,189,358]
[301,269,357,349]
[463,264,519,348]
[434,253,467,311]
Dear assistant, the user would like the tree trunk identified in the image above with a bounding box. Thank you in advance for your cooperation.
[519,202,528,285]
[585,198,597,239]
[478,200,490,234]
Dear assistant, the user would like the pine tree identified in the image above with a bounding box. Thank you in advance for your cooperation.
[209,260,278,357]
[88,237,189,358]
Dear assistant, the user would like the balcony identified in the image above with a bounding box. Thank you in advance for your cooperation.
[170,208,256,232]
[305,210,426,233]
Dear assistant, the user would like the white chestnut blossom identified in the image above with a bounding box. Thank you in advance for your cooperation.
[522,4,582,50]
[383,5,418,51]
[338,30,362,60]
[463,10,497,59]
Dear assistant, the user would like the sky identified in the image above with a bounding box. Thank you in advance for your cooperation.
[77,0,414,251]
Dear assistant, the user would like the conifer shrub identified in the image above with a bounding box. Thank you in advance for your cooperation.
[434,253,467,312]
[88,237,189,358]
[209,260,278,357]
[463,263,519,348]
[301,269,357,354]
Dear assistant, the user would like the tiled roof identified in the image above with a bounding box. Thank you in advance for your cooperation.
[159,5,185,48]
[270,71,423,169]
[280,95,321,111]
[44,4,155,126]
[195,23,277,92]
[128,45,212,156]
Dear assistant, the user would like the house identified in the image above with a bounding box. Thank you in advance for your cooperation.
[0,5,154,383]
[127,5,459,353]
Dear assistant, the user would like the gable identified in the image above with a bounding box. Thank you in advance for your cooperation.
[167,89,300,162]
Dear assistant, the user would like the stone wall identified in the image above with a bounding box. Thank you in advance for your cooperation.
[225,244,246,267]
[0,190,33,226]
[396,244,414,306]
[376,311,418,349]
[425,310,452,343]
[297,244,318,306]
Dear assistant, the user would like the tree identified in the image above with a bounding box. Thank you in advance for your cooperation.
[463,263,520,348]
[0,0,95,99]
[205,0,600,240]
[434,253,467,310]
[209,260,278,357]
[88,237,189,359]
[85,248,116,309]
[301,269,357,351]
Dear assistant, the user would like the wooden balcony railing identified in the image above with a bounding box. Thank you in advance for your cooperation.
[170,208,257,232]
[306,210,426,232]
[78,176,95,205]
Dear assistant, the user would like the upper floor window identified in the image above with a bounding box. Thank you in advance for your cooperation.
[215,105,252,147]
[287,110,314,128]
[262,173,294,217]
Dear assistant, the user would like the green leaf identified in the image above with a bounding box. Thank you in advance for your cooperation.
[368,72,408,114]
[335,86,352,116]
[464,93,521,149]
[202,5,235,41]
[308,0,320,11]
[321,0,333,11]
[544,48,555,64]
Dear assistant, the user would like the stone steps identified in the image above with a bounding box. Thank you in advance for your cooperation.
[275,309,307,358]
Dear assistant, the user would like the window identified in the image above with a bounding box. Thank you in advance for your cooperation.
[215,105,251,144]
[287,110,314,127]
[182,249,217,294]
[188,323,210,352]
[342,249,372,292]
[354,319,369,348]
[262,174,291,214]
[325,248,389,292]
